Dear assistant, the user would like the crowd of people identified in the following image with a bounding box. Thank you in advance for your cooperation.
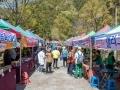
[35,46,84,77]
[35,45,117,80]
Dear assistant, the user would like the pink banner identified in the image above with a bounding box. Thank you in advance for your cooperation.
[0,29,17,42]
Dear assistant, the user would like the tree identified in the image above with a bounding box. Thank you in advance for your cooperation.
[78,0,112,32]
[0,0,118,40]
[0,0,31,25]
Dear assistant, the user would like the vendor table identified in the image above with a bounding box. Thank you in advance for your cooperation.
[21,58,35,73]
[0,68,16,90]
[14,57,35,83]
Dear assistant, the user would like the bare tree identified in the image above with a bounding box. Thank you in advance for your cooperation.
[0,0,30,24]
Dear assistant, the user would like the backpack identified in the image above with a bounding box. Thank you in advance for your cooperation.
[77,52,83,64]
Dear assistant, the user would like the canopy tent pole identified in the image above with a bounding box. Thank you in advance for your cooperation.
[19,40,22,81]
[90,37,92,69]
[32,47,34,58]
[115,6,118,61]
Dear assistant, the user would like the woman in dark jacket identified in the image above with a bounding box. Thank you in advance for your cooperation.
[94,50,102,68]
[4,49,11,65]
[106,51,115,70]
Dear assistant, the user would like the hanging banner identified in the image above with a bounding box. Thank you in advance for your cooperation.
[106,33,120,50]
[94,35,107,49]
[94,32,120,50]
[81,37,91,47]
[0,42,13,51]
[0,29,17,42]
[26,37,37,47]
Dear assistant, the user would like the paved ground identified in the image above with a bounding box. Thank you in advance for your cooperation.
[16,61,99,90]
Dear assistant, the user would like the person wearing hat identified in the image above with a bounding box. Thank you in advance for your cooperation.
[45,49,53,73]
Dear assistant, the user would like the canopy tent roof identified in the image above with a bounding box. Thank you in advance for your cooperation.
[9,29,21,38]
[26,30,44,43]
[73,31,95,42]
[26,30,39,39]
[94,25,120,50]
[83,31,95,38]
[93,25,110,37]
[0,19,17,30]
[72,31,95,47]
[15,26,28,37]
[34,34,44,43]
[0,29,17,43]
[97,25,110,33]
[0,19,21,38]
[106,25,120,35]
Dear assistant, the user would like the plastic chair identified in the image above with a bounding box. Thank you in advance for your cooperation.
[90,76,99,88]
[105,79,116,90]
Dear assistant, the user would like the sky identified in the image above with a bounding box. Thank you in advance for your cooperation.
[0,0,16,8]
[0,0,34,8]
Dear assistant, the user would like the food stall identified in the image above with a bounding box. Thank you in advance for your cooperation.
[0,19,43,84]
[0,29,17,90]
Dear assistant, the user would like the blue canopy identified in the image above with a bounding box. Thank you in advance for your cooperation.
[94,25,120,50]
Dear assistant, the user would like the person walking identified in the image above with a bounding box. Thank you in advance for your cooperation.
[74,47,84,78]
[52,48,60,69]
[37,48,45,72]
[46,49,53,73]
[67,49,75,75]
[61,47,68,67]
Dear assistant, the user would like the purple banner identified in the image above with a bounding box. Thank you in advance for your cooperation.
[94,32,120,50]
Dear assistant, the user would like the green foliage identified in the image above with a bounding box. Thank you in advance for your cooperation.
[73,0,87,11]
[1,0,120,40]
[78,0,112,31]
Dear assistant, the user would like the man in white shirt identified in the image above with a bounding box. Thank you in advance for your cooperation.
[37,48,45,72]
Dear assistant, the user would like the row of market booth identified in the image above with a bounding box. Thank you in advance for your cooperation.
[0,19,44,90]
[65,25,120,89]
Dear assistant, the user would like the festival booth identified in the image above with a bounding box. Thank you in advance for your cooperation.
[71,31,96,79]
[15,26,39,82]
[0,29,17,90]
[65,25,115,89]
[0,19,41,84]
[91,25,120,89]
